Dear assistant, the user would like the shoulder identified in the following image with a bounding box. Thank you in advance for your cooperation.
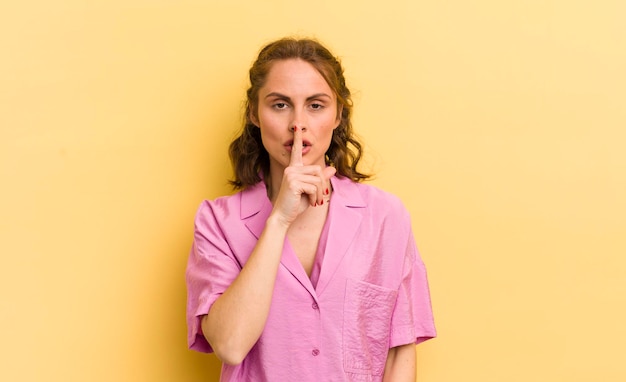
[193,192,241,234]
[358,182,405,208]
[195,182,266,222]
[333,176,410,221]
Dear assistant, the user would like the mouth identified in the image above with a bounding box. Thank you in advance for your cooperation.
[285,140,312,148]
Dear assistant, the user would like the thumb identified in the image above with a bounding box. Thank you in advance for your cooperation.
[322,166,337,181]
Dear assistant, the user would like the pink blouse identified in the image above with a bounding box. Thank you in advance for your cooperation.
[186,176,436,381]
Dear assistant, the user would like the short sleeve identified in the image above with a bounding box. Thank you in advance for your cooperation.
[185,201,241,353]
[388,229,436,348]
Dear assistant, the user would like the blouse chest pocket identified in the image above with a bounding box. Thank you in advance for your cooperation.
[342,278,398,377]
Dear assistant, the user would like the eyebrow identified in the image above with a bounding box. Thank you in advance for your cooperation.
[264,92,332,102]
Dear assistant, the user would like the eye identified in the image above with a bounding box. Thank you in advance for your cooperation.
[310,103,324,110]
[273,102,288,110]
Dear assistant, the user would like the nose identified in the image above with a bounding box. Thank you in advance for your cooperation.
[289,108,307,132]
[288,125,306,132]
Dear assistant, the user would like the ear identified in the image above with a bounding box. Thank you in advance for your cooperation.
[334,104,343,128]
[249,106,260,127]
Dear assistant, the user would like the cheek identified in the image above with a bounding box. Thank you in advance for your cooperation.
[258,117,283,148]
[258,108,283,130]
[322,113,339,133]
[317,122,336,146]
[259,128,278,145]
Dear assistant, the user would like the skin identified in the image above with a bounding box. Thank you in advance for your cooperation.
[383,344,417,382]
[201,58,416,379]
[254,58,339,206]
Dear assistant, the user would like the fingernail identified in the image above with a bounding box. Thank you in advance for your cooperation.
[320,200,324,205]
[293,125,298,131]
[325,188,329,195]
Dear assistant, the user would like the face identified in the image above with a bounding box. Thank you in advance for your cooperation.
[252,59,340,173]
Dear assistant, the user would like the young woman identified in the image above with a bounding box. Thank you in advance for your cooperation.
[186,37,436,381]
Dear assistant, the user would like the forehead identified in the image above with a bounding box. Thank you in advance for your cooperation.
[261,59,334,97]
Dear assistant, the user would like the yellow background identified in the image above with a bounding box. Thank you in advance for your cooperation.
[1,1,625,381]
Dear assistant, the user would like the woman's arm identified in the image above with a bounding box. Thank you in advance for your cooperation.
[201,127,334,365]
[383,343,416,382]
[201,213,289,365]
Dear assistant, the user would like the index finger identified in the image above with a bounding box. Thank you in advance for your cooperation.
[290,125,303,166]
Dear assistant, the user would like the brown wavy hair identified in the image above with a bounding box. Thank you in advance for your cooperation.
[228,37,370,189]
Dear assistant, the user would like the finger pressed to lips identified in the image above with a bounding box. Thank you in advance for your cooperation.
[286,126,335,207]
[290,126,303,166]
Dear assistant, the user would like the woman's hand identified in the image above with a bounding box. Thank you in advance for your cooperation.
[271,126,336,226]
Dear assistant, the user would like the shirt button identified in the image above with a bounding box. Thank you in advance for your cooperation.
[312,348,320,356]
[311,302,319,310]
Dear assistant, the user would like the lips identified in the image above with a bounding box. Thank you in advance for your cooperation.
[284,139,312,153]
[285,140,312,148]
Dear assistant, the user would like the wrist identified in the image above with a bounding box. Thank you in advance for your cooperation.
[266,212,291,232]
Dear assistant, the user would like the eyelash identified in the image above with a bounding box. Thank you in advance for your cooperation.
[272,102,325,110]
[273,103,288,110]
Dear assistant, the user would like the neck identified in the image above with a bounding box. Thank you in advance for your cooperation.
[264,162,282,203]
